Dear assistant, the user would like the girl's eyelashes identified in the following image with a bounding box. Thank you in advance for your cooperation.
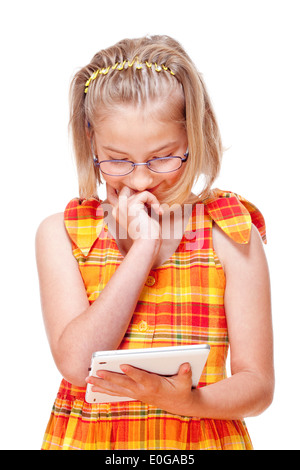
[108,154,173,162]
[108,156,129,161]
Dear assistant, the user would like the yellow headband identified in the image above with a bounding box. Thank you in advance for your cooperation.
[84,59,175,94]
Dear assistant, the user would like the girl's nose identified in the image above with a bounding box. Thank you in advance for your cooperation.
[129,166,154,192]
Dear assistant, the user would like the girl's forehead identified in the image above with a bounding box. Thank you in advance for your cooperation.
[93,84,185,128]
[94,106,186,150]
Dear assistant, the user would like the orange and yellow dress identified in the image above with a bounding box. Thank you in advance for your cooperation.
[42,189,266,450]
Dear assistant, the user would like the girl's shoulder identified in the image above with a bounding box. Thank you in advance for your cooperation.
[35,212,74,271]
[36,210,72,252]
[36,212,66,245]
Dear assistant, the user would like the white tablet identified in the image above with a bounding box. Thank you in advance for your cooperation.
[85,344,210,404]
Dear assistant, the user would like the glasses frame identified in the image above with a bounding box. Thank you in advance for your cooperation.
[93,152,189,176]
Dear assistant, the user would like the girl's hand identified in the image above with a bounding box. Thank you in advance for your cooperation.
[106,184,164,241]
[85,363,195,416]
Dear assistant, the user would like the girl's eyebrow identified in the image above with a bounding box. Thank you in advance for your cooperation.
[102,146,128,155]
[102,142,178,155]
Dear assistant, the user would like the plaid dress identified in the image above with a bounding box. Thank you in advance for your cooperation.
[42,189,266,450]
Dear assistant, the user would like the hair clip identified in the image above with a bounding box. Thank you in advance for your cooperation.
[117,61,126,71]
[84,59,176,94]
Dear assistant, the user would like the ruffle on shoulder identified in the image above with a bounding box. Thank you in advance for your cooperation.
[64,197,104,257]
[203,189,266,244]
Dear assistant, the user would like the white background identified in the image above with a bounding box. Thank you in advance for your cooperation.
[0,0,299,450]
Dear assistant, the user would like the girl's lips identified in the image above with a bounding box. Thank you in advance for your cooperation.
[148,183,162,193]
[117,183,162,194]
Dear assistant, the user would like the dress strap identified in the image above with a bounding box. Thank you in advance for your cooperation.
[203,189,267,244]
[64,198,105,257]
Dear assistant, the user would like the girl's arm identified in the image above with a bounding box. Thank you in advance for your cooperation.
[36,188,162,387]
[87,223,274,419]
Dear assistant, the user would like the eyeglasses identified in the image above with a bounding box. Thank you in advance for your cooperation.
[93,152,189,176]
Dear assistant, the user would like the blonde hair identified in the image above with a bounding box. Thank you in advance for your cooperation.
[69,35,223,205]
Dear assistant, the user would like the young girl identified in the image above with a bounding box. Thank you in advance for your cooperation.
[36,35,274,450]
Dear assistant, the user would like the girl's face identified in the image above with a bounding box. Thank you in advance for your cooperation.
[93,104,188,204]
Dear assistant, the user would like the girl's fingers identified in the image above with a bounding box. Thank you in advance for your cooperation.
[130,191,163,215]
[118,186,135,198]
[86,367,148,391]
[108,186,163,220]
[177,363,192,385]
[85,363,193,408]
[106,185,163,239]
[107,183,163,211]
[86,370,138,397]
[119,364,149,382]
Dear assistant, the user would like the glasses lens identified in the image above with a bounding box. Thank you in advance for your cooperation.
[148,157,182,173]
[100,160,133,175]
